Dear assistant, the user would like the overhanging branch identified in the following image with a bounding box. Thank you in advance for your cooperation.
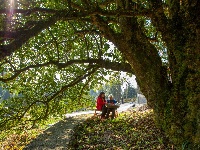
[0,59,133,82]
[0,19,58,61]
[0,6,153,61]
[0,8,57,14]
[149,0,169,33]
[0,10,87,61]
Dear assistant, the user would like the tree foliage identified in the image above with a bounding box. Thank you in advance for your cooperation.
[123,84,137,99]
[96,74,123,101]
[0,0,199,148]
[0,0,133,132]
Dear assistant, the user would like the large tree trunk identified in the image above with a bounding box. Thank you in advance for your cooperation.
[162,19,200,148]
[159,2,200,148]
[162,39,200,148]
[120,22,200,148]
[92,1,200,148]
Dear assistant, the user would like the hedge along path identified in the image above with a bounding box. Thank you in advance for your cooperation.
[24,114,93,150]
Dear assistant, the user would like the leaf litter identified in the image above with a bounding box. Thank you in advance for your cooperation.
[68,109,174,150]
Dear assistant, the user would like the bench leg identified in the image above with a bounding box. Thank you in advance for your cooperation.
[94,109,102,119]
[115,110,118,118]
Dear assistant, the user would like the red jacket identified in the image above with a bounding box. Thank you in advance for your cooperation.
[96,96,106,110]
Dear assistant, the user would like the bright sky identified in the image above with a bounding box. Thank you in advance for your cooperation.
[103,72,137,92]
[121,72,137,89]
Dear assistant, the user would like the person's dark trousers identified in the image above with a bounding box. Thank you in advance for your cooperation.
[105,108,115,119]
[101,105,107,119]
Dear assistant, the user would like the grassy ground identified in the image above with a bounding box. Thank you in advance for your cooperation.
[1,109,175,150]
[68,109,175,150]
[0,116,63,150]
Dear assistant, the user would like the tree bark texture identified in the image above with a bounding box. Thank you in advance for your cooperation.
[93,1,200,148]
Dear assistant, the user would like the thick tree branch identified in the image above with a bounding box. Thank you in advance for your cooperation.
[75,29,100,35]
[149,0,169,33]
[0,20,58,61]
[89,9,152,18]
[0,61,55,82]
[91,15,121,46]
[0,10,84,61]
[0,6,152,61]
[0,59,133,82]
[0,8,57,14]
[0,31,18,39]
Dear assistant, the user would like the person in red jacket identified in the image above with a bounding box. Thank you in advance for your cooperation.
[96,92,107,119]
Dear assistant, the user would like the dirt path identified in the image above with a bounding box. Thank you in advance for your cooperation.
[23,114,93,150]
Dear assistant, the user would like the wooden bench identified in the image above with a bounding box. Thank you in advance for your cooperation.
[94,109,118,118]
[94,109,102,118]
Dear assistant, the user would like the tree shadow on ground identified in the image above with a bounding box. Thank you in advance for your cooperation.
[24,115,91,150]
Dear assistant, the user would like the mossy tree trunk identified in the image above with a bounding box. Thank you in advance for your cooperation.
[159,1,200,148]
[93,1,200,148]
